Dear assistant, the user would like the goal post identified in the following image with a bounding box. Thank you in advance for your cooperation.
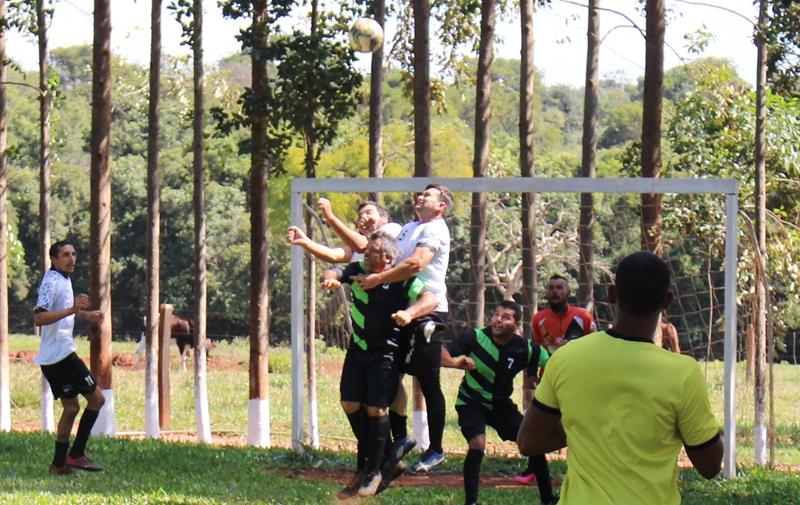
[289,176,738,478]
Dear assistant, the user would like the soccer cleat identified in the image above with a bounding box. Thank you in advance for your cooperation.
[376,461,406,494]
[66,454,104,472]
[514,472,538,485]
[48,464,73,475]
[409,449,445,473]
[336,472,361,500]
[381,436,416,474]
[357,471,383,497]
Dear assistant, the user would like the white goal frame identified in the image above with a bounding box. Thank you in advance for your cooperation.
[289,176,739,478]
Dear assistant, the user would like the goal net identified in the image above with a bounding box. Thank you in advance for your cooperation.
[289,176,738,478]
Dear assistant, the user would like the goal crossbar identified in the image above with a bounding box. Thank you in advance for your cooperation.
[289,177,738,478]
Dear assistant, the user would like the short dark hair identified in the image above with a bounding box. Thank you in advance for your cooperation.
[497,300,523,322]
[549,274,569,283]
[49,240,74,259]
[425,183,453,216]
[615,251,671,316]
[357,200,389,219]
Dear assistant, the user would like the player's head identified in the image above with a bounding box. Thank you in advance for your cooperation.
[356,200,389,235]
[415,184,452,220]
[612,251,672,317]
[547,274,570,312]
[364,230,399,273]
[49,240,78,273]
[491,300,522,338]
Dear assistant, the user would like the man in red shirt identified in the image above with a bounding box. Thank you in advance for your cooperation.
[516,273,595,485]
[532,274,595,354]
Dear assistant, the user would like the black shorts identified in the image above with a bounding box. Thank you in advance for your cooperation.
[339,347,399,409]
[456,400,523,442]
[401,312,448,377]
[40,353,97,400]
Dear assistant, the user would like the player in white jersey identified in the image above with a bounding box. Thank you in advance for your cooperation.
[34,240,105,475]
[353,184,452,473]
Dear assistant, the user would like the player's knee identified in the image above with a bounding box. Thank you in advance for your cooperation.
[340,401,361,414]
[390,382,408,413]
[468,435,486,451]
[366,406,388,417]
[88,391,105,410]
[62,399,80,418]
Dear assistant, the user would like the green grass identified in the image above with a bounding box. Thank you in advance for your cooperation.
[4,334,800,503]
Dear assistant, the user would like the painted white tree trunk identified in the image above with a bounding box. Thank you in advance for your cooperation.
[0,371,10,431]
[194,346,211,443]
[309,396,319,449]
[91,389,115,436]
[247,398,270,447]
[145,348,159,438]
[40,373,54,432]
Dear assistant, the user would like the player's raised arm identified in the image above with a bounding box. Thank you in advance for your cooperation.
[318,198,369,252]
[286,225,353,264]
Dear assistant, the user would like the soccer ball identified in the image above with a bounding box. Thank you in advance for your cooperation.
[348,18,383,53]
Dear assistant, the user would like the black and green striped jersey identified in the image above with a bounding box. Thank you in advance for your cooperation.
[340,261,425,351]
[447,327,549,408]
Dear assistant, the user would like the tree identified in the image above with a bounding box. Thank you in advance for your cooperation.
[578,0,600,308]
[89,0,114,435]
[412,0,431,176]
[640,0,664,254]
[764,0,800,97]
[0,0,10,433]
[367,0,385,202]
[469,0,496,326]
[518,0,535,340]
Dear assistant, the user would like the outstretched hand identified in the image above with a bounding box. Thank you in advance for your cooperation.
[317,198,335,221]
[352,273,381,290]
[321,278,342,291]
[455,356,476,371]
[286,226,308,245]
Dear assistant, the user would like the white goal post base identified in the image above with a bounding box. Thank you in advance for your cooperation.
[289,177,738,479]
[91,389,116,436]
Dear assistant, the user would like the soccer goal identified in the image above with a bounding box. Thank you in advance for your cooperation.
[289,176,739,478]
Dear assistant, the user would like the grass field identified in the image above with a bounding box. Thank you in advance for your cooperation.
[2,335,800,504]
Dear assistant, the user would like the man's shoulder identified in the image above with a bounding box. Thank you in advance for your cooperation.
[567,305,592,319]
[532,307,552,322]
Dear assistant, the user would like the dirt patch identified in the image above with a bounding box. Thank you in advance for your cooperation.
[9,351,37,364]
[283,467,562,490]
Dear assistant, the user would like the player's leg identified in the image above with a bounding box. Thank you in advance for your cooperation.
[339,349,369,498]
[41,357,79,474]
[457,404,488,505]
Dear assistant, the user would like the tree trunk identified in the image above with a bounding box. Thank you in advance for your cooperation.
[640,0,664,255]
[753,0,768,467]
[248,0,271,448]
[89,0,115,435]
[0,0,10,431]
[145,0,162,439]
[578,0,599,308]
[412,0,431,177]
[368,0,385,202]
[469,0,495,327]
[518,0,536,408]
[36,0,54,433]
[192,0,211,444]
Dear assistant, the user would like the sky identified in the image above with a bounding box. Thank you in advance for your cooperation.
[6,0,759,88]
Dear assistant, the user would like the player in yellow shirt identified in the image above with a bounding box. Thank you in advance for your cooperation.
[518,251,723,505]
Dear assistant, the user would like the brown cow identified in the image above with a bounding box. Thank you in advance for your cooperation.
[134,315,211,371]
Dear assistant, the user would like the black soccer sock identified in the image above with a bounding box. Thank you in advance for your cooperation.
[389,411,408,441]
[52,440,69,467]
[464,448,484,505]
[521,458,535,475]
[69,408,99,458]
[365,414,390,475]
[419,373,446,453]
[529,454,554,502]
[346,408,369,472]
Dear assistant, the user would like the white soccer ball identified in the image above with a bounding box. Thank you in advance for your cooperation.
[348,18,384,53]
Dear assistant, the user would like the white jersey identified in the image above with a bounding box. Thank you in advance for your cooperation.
[396,218,450,312]
[34,269,77,365]
[352,222,403,262]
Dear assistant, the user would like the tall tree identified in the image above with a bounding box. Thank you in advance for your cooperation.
[145,0,162,440]
[753,0,768,468]
[469,0,496,326]
[578,0,600,307]
[89,0,114,435]
[367,0,385,202]
[640,0,664,255]
[0,0,10,433]
[412,0,431,176]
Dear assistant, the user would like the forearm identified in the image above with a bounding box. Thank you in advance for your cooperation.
[34,307,76,326]
[298,240,350,264]
[405,292,438,321]
[327,216,368,252]
[373,260,420,285]
[440,347,460,368]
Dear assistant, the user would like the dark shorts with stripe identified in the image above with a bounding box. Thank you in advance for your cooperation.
[400,312,448,377]
[456,399,523,442]
[40,352,98,400]
[340,346,400,409]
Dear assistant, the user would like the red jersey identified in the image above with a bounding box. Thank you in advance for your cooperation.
[532,305,595,353]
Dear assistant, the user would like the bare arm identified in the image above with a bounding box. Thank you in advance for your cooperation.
[317,198,368,252]
[355,247,434,290]
[286,226,353,264]
[391,291,439,327]
[666,325,681,353]
[440,346,476,370]
[320,268,343,290]
[517,402,567,456]
[685,435,723,479]
[34,293,89,326]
